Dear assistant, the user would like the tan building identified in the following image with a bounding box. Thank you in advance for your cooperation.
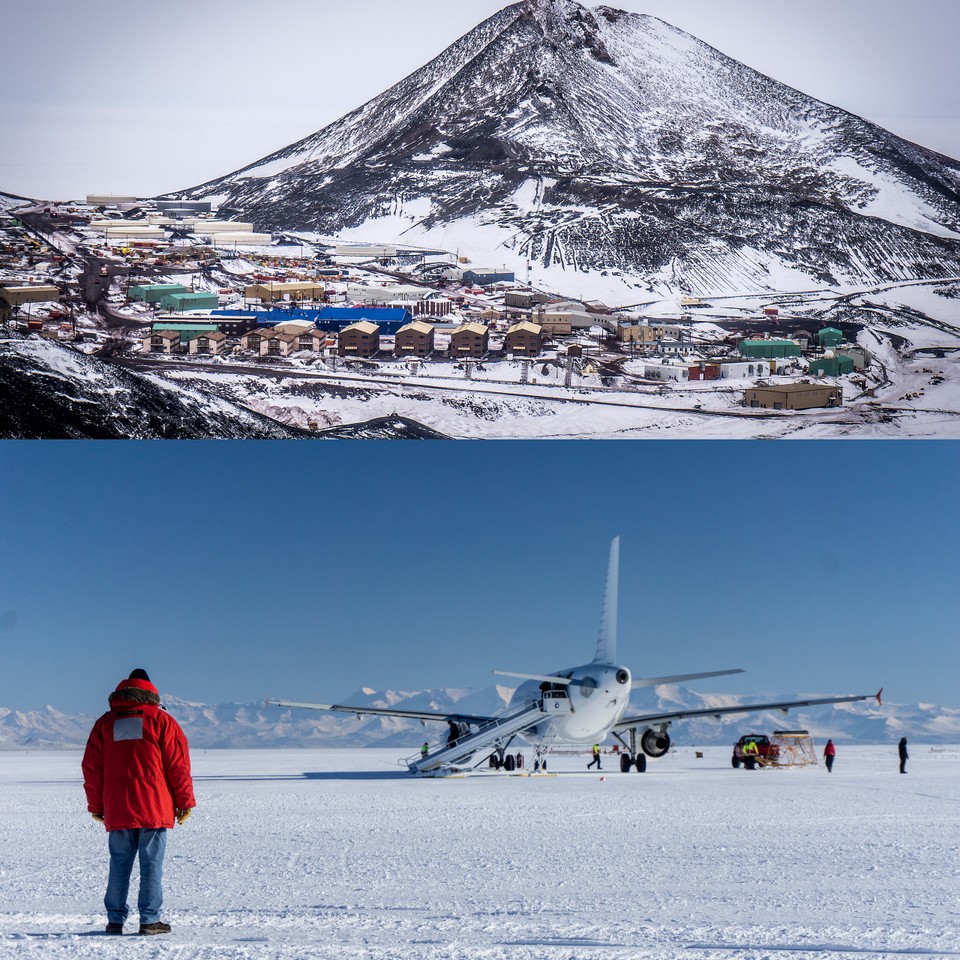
[744,383,842,410]
[338,320,380,357]
[260,332,300,357]
[1,286,61,318]
[188,331,227,355]
[394,320,435,358]
[244,282,327,302]
[504,321,543,356]
[618,321,683,343]
[142,330,181,354]
[504,291,550,309]
[295,328,327,352]
[448,322,489,358]
[537,314,572,336]
[538,304,595,329]
[241,328,274,353]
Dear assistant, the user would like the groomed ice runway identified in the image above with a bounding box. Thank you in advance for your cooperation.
[1,746,958,959]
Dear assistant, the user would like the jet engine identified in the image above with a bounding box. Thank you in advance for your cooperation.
[641,728,671,758]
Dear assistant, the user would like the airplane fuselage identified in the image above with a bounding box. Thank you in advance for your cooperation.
[511,662,632,745]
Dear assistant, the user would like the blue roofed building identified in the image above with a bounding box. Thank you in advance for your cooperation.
[318,306,413,334]
[211,305,414,334]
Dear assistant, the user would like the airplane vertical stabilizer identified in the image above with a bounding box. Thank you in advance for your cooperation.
[593,537,619,665]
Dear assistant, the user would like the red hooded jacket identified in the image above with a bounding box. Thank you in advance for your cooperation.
[82,677,195,830]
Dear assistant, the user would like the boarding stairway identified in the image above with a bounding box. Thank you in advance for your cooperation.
[405,699,550,774]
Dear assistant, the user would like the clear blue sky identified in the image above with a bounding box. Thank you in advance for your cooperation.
[1,441,957,715]
[1,0,958,199]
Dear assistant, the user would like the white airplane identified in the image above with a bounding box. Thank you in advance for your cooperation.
[274,538,880,775]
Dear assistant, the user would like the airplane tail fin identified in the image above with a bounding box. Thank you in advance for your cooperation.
[593,536,619,665]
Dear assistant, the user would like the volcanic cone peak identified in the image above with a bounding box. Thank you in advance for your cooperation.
[520,0,615,62]
[169,2,960,299]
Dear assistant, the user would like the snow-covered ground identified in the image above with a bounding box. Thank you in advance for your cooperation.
[2,746,958,958]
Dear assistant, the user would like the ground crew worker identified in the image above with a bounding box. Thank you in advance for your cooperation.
[588,743,602,770]
[823,739,836,772]
[742,739,759,768]
[899,737,909,774]
[421,741,429,759]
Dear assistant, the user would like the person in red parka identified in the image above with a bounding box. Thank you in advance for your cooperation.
[82,669,195,936]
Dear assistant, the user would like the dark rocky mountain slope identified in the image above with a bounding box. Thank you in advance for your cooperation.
[0,333,312,439]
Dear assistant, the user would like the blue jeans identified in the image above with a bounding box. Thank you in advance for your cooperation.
[105,828,167,925]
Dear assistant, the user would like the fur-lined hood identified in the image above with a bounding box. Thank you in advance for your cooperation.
[109,685,161,708]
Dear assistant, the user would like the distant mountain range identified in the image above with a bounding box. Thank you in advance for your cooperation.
[3,684,956,750]
[169,0,960,301]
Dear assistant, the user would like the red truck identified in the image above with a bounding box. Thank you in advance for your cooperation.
[732,734,780,769]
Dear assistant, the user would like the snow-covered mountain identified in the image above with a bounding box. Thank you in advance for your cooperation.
[170,0,960,302]
[3,684,955,750]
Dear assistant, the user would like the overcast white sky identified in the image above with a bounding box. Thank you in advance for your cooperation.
[1,0,958,200]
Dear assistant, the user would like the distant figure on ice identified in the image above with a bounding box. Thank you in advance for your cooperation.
[516,751,523,769]
[588,743,602,770]
[899,737,909,774]
[823,739,836,772]
[421,742,429,759]
[82,669,195,936]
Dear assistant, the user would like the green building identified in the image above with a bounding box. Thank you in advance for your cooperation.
[151,321,218,343]
[817,327,843,348]
[808,355,854,377]
[158,291,219,312]
[129,283,187,303]
[739,338,802,359]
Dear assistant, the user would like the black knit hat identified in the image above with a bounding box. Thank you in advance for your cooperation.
[128,668,151,682]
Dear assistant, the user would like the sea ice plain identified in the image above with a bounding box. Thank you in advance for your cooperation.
[1,745,957,958]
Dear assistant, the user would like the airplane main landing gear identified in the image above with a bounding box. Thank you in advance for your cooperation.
[613,727,659,772]
[486,740,519,772]
[619,752,647,771]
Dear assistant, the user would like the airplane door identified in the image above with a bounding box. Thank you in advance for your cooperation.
[541,691,572,714]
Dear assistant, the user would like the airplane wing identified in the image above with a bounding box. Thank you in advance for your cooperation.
[271,698,495,725]
[614,690,881,731]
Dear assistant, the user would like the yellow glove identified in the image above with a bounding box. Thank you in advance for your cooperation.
[175,807,193,826]
[91,813,104,824]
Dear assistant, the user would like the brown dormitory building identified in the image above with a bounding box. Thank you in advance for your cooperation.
[394,320,435,358]
[504,321,543,356]
[338,320,380,358]
[447,322,489,358]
